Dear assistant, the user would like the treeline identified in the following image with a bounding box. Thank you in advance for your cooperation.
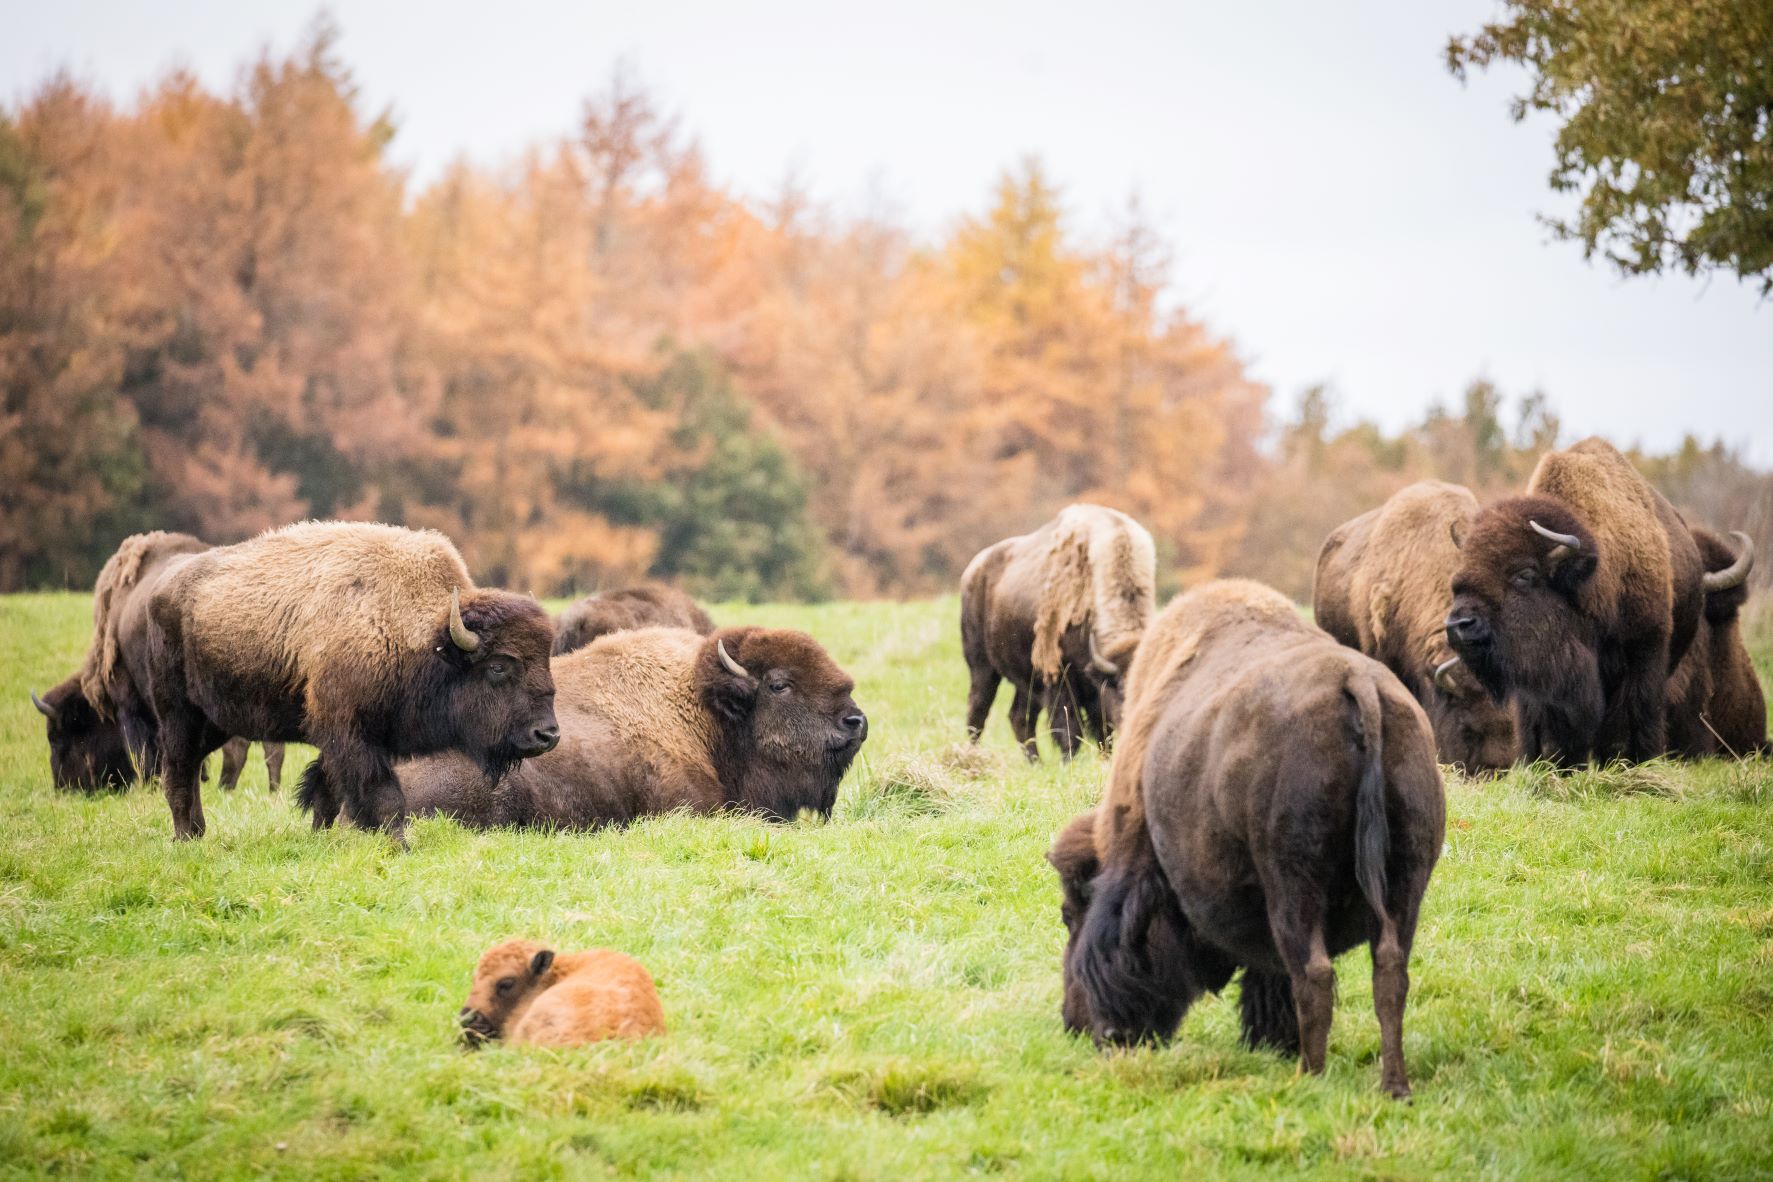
[1,25,1765,601]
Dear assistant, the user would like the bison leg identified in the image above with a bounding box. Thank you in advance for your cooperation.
[1269,897,1336,1077]
[1009,684,1040,762]
[1046,679,1083,762]
[1604,639,1670,762]
[964,662,1002,744]
[1238,968,1300,1055]
[217,737,250,791]
[157,715,223,841]
[263,743,285,793]
[1369,872,1427,1100]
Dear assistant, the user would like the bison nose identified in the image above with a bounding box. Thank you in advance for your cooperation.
[843,713,867,739]
[1446,613,1490,647]
[458,1007,475,1024]
[530,724,559,753]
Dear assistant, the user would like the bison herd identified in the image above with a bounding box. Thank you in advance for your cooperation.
[24,434,1768,1082]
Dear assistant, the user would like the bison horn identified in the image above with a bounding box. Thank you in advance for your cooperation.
[717,638,750,679]
[448,588,481,653]
[1529,519,1583,554]
[1087,634,1120,677]
[1701,531,1755,594]
[30,689,56,720]
[1433,657,1463,697]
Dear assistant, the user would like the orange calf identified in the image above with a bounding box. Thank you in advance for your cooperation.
[458,938,666,1047]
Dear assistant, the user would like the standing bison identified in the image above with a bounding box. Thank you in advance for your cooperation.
[1446,437,1704,765]
[1668,528,1765,758]
[142,521,558,839]
[1057,579,1445,1098]
[30,531,284,794]
[1316,481,1516,772]
[552,584,714,656]
[960,503,1156,760]
[399,625,866,828]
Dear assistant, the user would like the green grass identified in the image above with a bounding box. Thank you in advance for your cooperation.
[2,592,1771,1180]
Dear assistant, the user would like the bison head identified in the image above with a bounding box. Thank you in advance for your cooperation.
[32,677,134,793]
[1084,634,1137,736]
[1446,496,1601,706]
[695,626,867,821]
[423,589,559,776]
[1047,812,1101,1034]
[1423,654,1517,773]
[459,938,556,1047]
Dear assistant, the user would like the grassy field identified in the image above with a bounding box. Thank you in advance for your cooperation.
[1,593,1771,1180]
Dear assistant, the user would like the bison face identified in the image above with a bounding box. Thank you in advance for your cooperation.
[697,627,867,821]
[32,679,134,794]
[1446,497,1599,703]
[427,591,559,777]
[1423,657,1518,773]
[1047,813,1101,1034]
[460,939,556,1048]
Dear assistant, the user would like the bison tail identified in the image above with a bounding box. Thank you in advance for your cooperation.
[1349,672,1392,930]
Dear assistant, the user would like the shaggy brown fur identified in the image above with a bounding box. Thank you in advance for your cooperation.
[1447,438,1704,764]
[1066,579,1445,1098]
[459,938,665,1047]
[31,532,285,795]
[961,504,1156,760]
[148,521,558,840]
[1668,527,1766,757]
[553,584,714,656]
[1315,482,1516,772]
[401,625,867,828]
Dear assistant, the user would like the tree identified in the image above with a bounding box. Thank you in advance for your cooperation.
[1449,1,1773,293]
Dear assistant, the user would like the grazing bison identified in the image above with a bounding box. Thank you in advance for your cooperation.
[400,625,867,828]
[1059,579,1445,1098]
[1315,481,1516,772]
[29,531,285,794]
[1446,437,1704,765]
[961,503,1156,760]
[144,521,558,840]
[553,584,714,656]
[459,938,665,1047]
[1668,528,1765,758]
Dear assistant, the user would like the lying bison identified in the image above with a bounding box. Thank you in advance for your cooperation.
[1668,528,1765,758]
[1059,579,1445,1098]
[1446,437,1704,765]
[143,521,558,839]
[961,503,1156,760]
[29,531,285,795]
[459,938,666,1047]
[399,625,866,828]
[1315,481,1516,772]
[553,584,714,656]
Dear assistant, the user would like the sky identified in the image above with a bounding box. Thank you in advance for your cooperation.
[4,0,1769,462]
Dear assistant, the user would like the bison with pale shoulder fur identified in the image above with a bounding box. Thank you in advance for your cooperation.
[961,503,1156,760]
[143,521,558,840]
[1667,527,1765,758]
[1056,579,1444,1098]
[459,938,665,1047]
[400,625,866,828]
[553,584,714,656]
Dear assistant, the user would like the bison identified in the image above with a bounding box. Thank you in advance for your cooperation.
[399,625,866,828]
[1446,437,1704,765]
[552,584,714,656]
[1315,481,1516,772]
[961,503,1156,760]
[459,938,665,1047]
[29,531,285,795]
[1058,579,1445,1098]
[142,520,558,840]
[1668,528,1765,758]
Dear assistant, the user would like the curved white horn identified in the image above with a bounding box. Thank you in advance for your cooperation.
[448,587,481,653]
[1529,519,1582,552]
[31,690,57,720]
[717,638,750,678]
[1088,633,1119,677]
[1433,657,1462,696]
[1702,531,1754,594]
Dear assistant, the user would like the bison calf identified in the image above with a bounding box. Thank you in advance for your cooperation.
[459,938,665,1047]
[1058,579,1445,1098]
[553,584,714,656]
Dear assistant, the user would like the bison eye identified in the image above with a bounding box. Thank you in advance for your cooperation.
[485,658,516,685]
[1510,569,1539,590]
[495,977,518,995]
[768,679,791,695]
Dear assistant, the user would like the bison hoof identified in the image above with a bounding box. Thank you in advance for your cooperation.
[1384,1080,1413,1101]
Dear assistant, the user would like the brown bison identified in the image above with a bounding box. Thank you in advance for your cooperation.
[1315,481,1517,772]
[961,504,1156,760]
[553,584,714,656]
[143,521,559,840]
[1446,437,1704,765]
[30,531,285,795]
[1057,580,1445,1098]
[1668,528,1765,758]
[459,938,665,1047]
[399,625,866,828]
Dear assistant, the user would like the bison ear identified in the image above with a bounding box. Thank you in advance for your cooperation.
[529,949,555,977]
[1547,549,1598,593]
[1448,519,1466,550]
[704,635,758,722]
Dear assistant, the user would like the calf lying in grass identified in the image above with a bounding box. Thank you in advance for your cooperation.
[458,939,666,1048]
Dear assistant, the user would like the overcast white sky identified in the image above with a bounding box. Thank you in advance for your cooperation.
[5,0,1769,461]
